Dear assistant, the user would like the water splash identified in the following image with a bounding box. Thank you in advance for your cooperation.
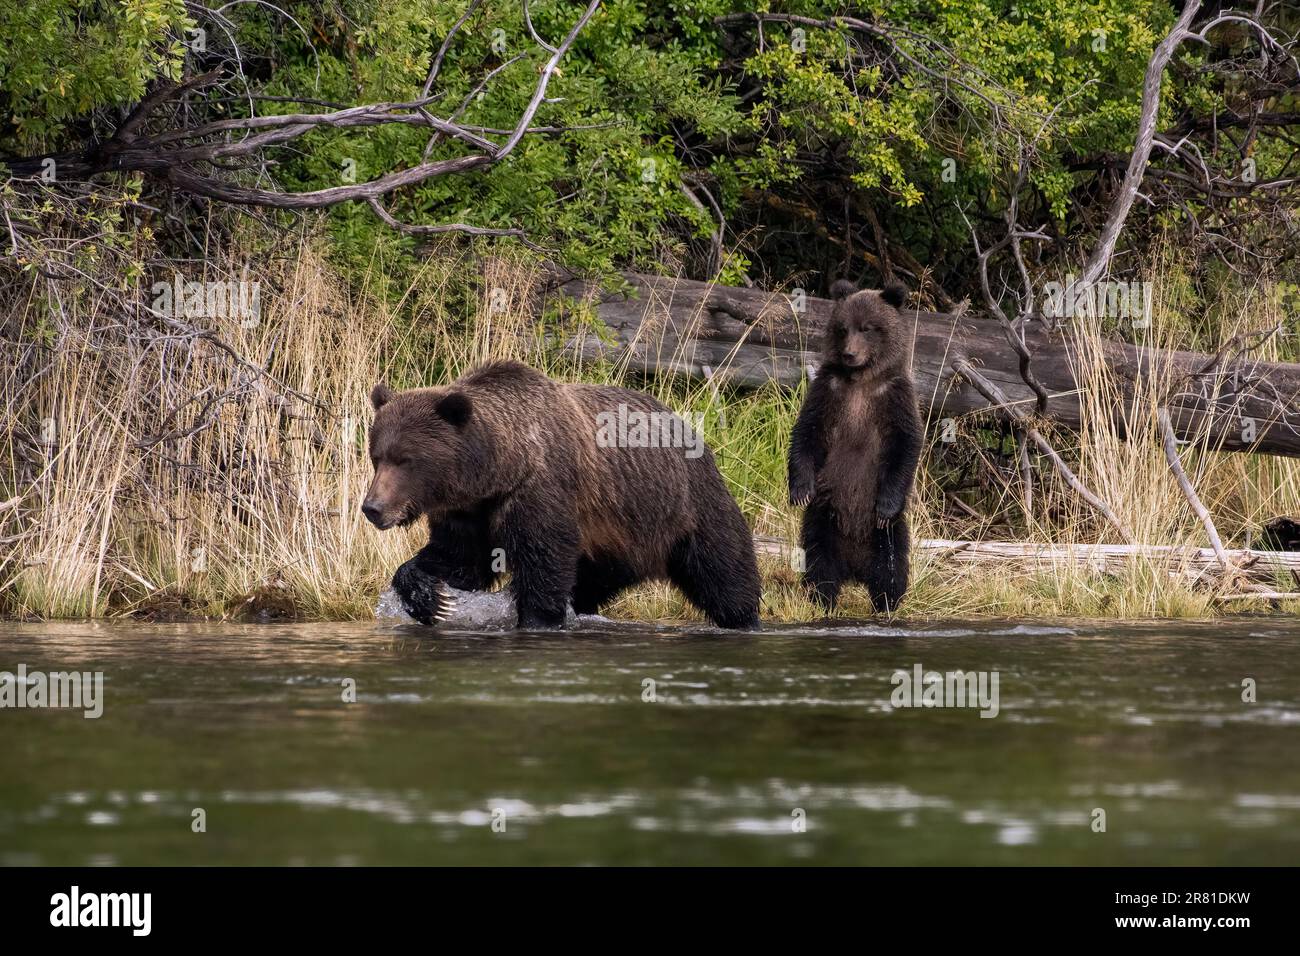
[376,586,605,629]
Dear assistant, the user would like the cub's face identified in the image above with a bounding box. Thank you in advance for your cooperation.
[362,384,473,530]
[823,280,909,375]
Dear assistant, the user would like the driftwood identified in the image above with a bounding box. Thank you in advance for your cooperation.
[752,535,1300,598]
[540,272,1300,458]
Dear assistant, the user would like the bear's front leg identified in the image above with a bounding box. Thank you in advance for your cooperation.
[873,394,922,530]
[498,493,579,630]
[788,377,829,507]
[390,510,494,625]
[863,515,911,614]
[417,510,496,591]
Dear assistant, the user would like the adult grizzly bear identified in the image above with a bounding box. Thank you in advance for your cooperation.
[788,281,923,612]
[364,361,761,630]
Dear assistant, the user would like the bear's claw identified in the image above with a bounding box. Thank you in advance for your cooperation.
[392,560,454,626]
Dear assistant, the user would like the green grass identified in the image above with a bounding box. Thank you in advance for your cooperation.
[4,228,1299,624]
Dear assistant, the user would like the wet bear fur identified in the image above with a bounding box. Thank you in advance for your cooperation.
[364,361,762,630]
[788,281,923,612]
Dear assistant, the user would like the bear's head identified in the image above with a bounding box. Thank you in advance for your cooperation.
[362,383,474,529]
[822,280,909,376]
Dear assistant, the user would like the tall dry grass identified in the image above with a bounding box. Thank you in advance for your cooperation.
[897,256,1300,620]
[2,205,1297,622]
[2,227,427,619]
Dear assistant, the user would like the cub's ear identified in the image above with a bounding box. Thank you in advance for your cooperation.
[371,383,395,411]
[830,279,858,301]
[881,283,908,309]
[435,391,472,428]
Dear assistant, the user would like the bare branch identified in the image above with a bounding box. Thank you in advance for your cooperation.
[366,198,545,251]
[1157,407,1232,572]
[953,358,1133,542]
[422,0,485,97]
[5,0,603,238]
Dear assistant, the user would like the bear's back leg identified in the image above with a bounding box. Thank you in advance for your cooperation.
[801,501,848,611]
[860,516,911,613]
[665,507,761,630]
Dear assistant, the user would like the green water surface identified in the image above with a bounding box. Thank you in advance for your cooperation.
[0,619,1296,865]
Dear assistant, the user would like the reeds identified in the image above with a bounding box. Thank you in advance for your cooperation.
[3,206,1296,622]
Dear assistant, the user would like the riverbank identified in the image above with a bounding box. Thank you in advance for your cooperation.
[3,209,1298,623]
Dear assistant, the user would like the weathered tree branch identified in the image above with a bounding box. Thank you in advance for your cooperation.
[1157,406,1231,571]
[1073,1,1204,294]
[545,272,1300,458]
[4,0,603,243]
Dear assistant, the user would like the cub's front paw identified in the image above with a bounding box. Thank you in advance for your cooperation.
[874,503,904,530]
[392,560,452,626]
[789,476,816,508]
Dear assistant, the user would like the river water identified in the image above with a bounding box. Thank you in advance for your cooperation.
[1,619,1297,865]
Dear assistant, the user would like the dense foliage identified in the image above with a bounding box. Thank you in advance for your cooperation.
[2,2,1297,301]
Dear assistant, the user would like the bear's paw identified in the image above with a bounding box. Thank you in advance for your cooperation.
[391,560,454,626]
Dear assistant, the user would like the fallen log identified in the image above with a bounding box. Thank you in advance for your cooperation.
[540,272,1300,457]
[752,534,1300,593]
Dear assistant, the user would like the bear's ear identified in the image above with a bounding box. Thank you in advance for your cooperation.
[371,383,395,411]
[881,282,908,309]
[830,279,857,301]
[435,391,472,428]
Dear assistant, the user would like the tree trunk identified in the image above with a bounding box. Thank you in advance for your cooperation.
[542,272,1300,458]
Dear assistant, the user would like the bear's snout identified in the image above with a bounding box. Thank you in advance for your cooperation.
[362,497,412,530]
[363,463,414,530]
[361,500,385,527]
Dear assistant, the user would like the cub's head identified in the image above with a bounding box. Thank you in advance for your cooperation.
[362,383,474,530]
[823,280,909,375]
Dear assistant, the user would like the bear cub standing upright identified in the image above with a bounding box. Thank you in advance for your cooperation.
[364,361,761,630]
[788,280,922,612]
